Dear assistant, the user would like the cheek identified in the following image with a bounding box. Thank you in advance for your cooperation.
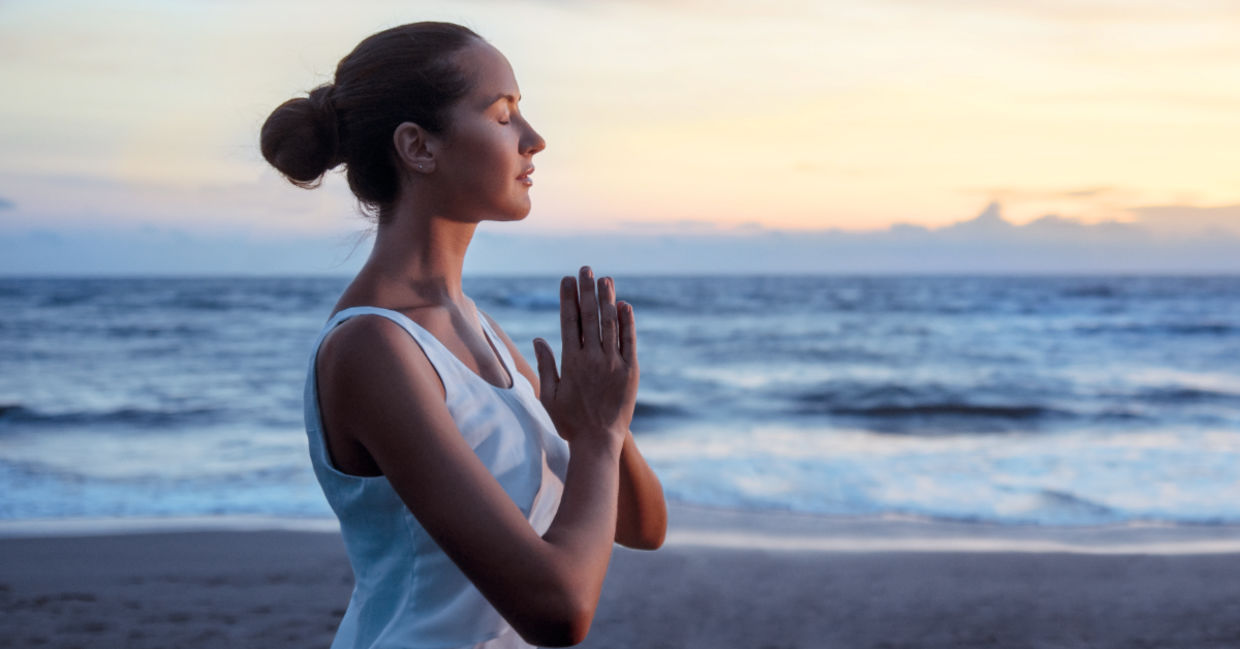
[452,134,510,183]
[438,121,522,210]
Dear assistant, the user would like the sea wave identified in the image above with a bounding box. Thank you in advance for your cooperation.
[1060,284,1120,299]
[631,400,691,427]
[1075,322,1236,337]
[1028,488,1117,518]
[790,384,1061,417]
[494,291,560,311]
[828,402,1057,420]
[1132,386,1240,404]
[0,403,227,429]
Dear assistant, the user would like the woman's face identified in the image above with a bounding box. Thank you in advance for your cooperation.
[432,42,546,223]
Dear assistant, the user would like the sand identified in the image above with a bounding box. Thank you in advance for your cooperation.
[3,504,1240,649]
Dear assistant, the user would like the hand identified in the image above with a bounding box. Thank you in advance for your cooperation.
[533,267,639,451]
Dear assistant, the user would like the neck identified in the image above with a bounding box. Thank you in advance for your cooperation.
[363,208,477,307]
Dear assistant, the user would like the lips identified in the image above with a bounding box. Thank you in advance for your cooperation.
[517,166,534,182]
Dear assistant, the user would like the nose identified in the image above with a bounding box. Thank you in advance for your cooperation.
[522,121,546,155]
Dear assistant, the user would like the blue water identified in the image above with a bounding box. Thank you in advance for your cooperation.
[2,276,1239,525]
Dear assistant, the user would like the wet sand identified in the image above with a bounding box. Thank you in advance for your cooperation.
[3,504,1239,649]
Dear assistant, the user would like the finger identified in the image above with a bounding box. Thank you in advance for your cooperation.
[559,275,581,353]
[533,338,559,403]
[618,300,637,365]
[599,277,619,353]
[578,266,601,350]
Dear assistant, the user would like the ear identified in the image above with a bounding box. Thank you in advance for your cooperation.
[392,121,437,175]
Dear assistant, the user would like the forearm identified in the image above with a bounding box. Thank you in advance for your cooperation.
[532,435,622,633]
[544,435,621,560]
[509,267,641,644]
[614,430,667,549]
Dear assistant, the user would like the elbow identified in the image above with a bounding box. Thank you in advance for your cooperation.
[621,523,666,550]
[510,578,598,647]
[638,508,668,550]
[533,606,595,647]
[619,507,668,550]
[513,599,595,647]
[640,526,667,550]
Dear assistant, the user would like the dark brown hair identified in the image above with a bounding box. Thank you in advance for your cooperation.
[260,22,482,220]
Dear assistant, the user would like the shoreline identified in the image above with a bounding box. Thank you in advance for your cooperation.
[3,503,1239,648]
[5,502,1240,555]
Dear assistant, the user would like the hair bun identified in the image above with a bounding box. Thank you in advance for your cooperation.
[260,84,341,187]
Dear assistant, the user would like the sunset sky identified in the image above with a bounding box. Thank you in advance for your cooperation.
[1,0,1238,273]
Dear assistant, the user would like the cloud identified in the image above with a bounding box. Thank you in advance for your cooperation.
[968,186,1122,202]
[1126,204,1240,237]
[905,200,1239,242]
[4,201,1237,276]
[462,202,1240,275]
[0,197,14,210]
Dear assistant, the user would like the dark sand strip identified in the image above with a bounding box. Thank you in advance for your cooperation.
[2,506,1239,649]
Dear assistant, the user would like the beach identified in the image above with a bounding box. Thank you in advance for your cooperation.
[4,504,1240,649]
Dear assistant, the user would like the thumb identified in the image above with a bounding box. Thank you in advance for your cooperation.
[532,338,559,404]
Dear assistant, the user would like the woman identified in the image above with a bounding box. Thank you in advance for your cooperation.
[260,22,667,649]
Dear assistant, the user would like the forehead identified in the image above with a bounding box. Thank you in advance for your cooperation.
[454,42,519,105]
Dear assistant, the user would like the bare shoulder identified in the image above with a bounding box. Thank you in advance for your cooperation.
[317,312,445,401]
[319,313,411,370]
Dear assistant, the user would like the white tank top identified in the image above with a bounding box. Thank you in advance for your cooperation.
[304,306,570,649]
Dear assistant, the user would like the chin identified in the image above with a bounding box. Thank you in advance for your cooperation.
[474,198,532,224]
[502,198,533,222]
[484,210,530,224]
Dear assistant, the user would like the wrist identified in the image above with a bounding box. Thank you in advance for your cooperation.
[567,429,625,461]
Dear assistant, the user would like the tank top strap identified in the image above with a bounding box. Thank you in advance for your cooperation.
[477,311,519,380]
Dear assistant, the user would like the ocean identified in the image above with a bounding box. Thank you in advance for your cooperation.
[1,275,1238,526]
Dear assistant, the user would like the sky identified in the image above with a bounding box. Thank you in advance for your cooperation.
[1,0,1238,274]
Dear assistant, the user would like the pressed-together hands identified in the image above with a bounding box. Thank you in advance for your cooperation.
[533,267,666,555]
[533,267,639,451]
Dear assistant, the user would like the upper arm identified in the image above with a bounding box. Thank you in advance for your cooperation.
[481,311,541,399]
[316,316,570,633]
